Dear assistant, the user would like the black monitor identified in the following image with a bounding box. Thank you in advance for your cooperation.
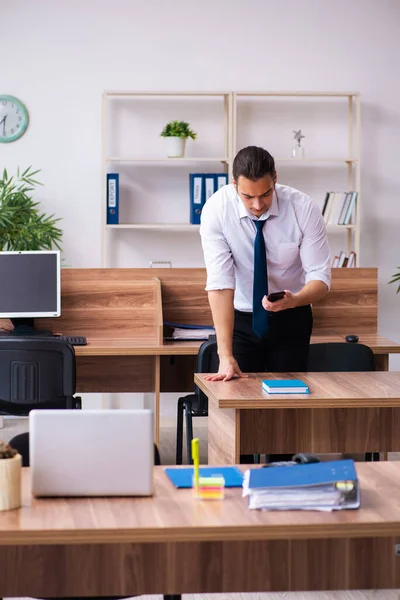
[0,251,61,336]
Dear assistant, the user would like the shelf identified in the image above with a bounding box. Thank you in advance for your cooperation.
[235,91,359,97]
[326,224,356,230]
[104,91,231,97]
[106,224,200,232]
[106,157,230,163]
[274,158,359,163]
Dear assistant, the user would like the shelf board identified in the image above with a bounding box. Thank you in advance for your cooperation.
[326,224,356,229]
[106,223,200,232]
[106,157,230,163]
[275,158,359,163]
[104,91,231,97]
[235,91,359,97]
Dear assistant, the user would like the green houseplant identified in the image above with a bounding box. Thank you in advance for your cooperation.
[389,268,400,293]
[0,167,63,251]
[160,120,197,158]
[0,441,21,511]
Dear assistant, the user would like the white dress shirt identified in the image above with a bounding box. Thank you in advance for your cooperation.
[199,183,331,312]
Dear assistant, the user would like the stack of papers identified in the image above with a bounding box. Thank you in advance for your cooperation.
[164,322,215,341]
[243,459,360,512]
[262,379,309,394]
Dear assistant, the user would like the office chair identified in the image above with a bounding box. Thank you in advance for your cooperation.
[0,337,82,466]
[307,342,378,461]
[176,339,218,464]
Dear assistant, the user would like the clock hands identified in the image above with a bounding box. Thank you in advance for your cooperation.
[0,115,6,137]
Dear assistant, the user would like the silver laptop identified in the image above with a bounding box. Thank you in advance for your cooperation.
[30,409,154,497]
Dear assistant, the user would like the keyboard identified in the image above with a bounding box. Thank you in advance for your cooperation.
[55,335,87,346]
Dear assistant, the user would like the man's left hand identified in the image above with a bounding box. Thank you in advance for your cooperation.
[261,290,298,313]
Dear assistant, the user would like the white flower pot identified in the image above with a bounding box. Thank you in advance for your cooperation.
[165,136,186,158]
[0,453,22,511]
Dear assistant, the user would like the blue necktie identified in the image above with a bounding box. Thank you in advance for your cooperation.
[252,219,269,338]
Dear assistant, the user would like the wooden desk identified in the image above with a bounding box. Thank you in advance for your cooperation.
[1,464,400,596]
[194,371,400,463]
[0,268,399,443]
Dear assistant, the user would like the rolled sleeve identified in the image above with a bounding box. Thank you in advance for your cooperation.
[300,201,331,290]
[200,199,235,291]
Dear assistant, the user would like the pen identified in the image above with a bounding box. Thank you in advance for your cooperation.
[192,437,199,492]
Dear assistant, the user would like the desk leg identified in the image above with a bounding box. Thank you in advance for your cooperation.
[375,353,389,371]
[208,395,239,464]
[155,355,160,448]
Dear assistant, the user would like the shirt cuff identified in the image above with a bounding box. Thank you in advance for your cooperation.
[304,271,331,291]
[205,276,236,291]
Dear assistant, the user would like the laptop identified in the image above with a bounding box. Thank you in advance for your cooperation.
[30,409,154,497]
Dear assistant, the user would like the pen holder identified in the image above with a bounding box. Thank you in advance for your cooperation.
[192,475,225,500]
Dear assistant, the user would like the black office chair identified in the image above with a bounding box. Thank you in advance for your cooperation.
[176,339,218,464]
[307,342,378,461]
[0,337,82,466]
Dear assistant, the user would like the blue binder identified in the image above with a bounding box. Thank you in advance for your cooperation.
[189,173,204,224]
[215,173,228,190]
[107,173,119,225]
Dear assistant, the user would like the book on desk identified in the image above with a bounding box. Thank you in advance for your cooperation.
[262,379,309,394]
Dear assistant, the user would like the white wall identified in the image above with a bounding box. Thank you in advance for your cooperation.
[2,0,400,370]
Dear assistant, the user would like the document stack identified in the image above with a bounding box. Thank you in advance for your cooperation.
[163,322,215,341]
[242,459,360,512]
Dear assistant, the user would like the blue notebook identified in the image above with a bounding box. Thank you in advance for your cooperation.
[247,459,357,490]
[262,379,309,394]
[164,466,243,488]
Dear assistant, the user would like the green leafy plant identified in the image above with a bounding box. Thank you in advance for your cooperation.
[389,268,400,293]
[0,167,63,251]
[0,441,17,459]
[160,120,197,140]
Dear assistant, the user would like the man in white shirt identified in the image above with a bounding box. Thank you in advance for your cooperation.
[200,145,331,382]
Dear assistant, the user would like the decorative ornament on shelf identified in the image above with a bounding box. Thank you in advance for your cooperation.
[160,120,197,158]
[292,129,305,158]
[0,441,22,511]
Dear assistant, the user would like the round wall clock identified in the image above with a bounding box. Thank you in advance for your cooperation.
[0,95,29,143]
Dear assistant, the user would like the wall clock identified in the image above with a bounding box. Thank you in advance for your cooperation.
[0,95,29,143]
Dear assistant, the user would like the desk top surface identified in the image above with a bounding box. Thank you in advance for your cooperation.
[73,332,400,356]
[195,371,400,409]
[0,464,400,546]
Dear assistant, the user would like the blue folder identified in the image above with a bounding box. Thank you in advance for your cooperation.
[247,459,358,490]
[164,466,244,488]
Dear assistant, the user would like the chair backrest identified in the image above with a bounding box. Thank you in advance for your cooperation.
[307,342,375,372]
[0,337,77,415]
[194,339,219,413]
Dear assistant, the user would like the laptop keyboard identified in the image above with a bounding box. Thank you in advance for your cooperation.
[55,335,87,346]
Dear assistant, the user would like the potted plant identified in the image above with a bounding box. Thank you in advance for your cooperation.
[160,120,197,158]
[0,167,63,251]
[0,441,22,511]
[389,268,400,293]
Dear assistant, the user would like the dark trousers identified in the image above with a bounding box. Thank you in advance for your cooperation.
[233,305,313,463]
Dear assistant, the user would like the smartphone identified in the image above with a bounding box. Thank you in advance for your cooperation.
[267,291,285,303]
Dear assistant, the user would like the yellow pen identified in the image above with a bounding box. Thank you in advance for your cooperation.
[192,437,200,492]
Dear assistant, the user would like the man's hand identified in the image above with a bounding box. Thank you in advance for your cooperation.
[204,356,248,382]
[261,289,298,313]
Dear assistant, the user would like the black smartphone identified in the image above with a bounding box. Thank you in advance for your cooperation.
[267,291,285,303]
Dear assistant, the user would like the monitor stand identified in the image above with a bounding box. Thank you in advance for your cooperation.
[0,318,53,337]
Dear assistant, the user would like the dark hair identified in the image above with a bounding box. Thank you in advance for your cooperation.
[233,146,276,182]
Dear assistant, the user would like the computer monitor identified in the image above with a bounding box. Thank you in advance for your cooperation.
[0,250,61,336]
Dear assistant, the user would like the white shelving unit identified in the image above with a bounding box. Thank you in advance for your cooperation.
[233,91,361,262]
[101,91,233,266]
[102,90,361,266]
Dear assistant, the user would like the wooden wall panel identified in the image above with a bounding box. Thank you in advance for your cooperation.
[1,537,400,596]
[239,407,400,455]
[76,356,155,393]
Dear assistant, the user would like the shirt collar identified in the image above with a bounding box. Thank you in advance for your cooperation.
[237,189,280,220]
